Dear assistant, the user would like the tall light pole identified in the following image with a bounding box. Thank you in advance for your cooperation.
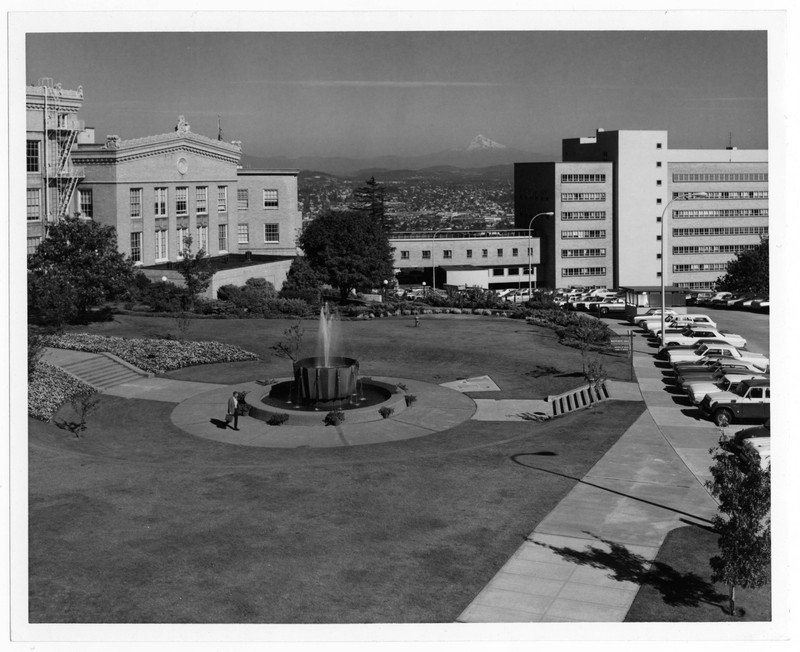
[660,192,708,346]
[528,212,555,298]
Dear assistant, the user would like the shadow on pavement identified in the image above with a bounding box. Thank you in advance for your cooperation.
[532,530,726,610]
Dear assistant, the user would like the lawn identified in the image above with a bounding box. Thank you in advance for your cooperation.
[29,312,642,623]
[625,524,771,622]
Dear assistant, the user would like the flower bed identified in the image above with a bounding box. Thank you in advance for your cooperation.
[40,333,260,374]
[29,361,96,421]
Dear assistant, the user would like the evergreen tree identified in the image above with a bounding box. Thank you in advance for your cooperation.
[705,438,771,616]
[299,210,395,302]
[715,236,769,296]
[349,176,386,226]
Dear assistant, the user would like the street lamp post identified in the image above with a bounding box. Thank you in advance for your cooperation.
[660,192,708,346]
[528,212,555,298]
[383,279,388,303]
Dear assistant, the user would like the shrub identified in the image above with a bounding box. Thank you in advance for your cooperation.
[404,394,417,407]
[378,406,394,419]
[266,412,290,426]
[28,360,96,421]
[323,409,345,426]
[146,281,190,313]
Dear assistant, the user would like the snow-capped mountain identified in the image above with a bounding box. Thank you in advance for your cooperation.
[464,134,507,151]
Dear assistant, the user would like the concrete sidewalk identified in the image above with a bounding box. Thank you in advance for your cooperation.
[458,319,720,622]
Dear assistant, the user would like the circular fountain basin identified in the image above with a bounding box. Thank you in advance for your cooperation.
[257,379,395,413]
[294,356,358,403]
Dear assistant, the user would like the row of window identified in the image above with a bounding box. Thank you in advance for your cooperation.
[673,209,769,218]
[561,192,606,202]
[672,263,729,273]
[672,190,768,200]
[561,267,607,277]
[560,174,606,183]
[491,267,533,277]
[561,230,606,239]
[672,173,768,182]
[672,226,768,237]
[561,248,606,258]
[127,223,280,263]
[672,244,758,255]
[399,247,532,260]
[134,186,279,218]
[561,211,606,220]
[675,282,716,290]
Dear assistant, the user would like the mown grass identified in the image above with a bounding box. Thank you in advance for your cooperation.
[30,312,641,623]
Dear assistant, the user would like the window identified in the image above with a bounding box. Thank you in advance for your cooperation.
[218,186,228,213]
[560,173,606,183]
[27,189,41,221]
[27,236,41,255]
[263,189,279,209]
[130,232,142,263]
[176,226,189,256]
[237,189,249,210]
[400,250,410,260]
[672,226,768,237]
[561,267,607,277]
[561,211,606,220]
[196,187,208,214]
[673,263,729,273]
[264,223,279,243]
[508,268,519,276]
[482,249,488,258]
[512,248,519,257]
[79,189,93,217]
[218,224,228,251]
[195,225,208,252]
[238,224,249,244]
[656,161,662,167]
[443,249,453,259]
[422,250,431,260]
[130,188,142,218]
[176,187,188,216]
[527,248,534,256]
[561,230,606,239]
[673,190,768,200]
[673,173,768,183]
[656,198,662,205]
[561,248,606,258]
[561,192,606,202]
[154,187,167,216]
[656,143,662,149]
[674,208,769,219]
[497,248,503,257]
[27,140,40,172]
[154,228,168,261]
[672,244,758,255]
[492,268,505,276]
[656,180,662,186]
[466,249,473,258]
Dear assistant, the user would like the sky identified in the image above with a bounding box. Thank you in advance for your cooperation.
[24,27,769,161]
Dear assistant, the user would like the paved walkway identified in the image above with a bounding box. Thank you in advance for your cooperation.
[457,318,720,622]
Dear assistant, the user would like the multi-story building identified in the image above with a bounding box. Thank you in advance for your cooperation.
[26,78,85,254]
[516,129,768,290]
[390,229,541,289]
[514,161,614,289]
[72,115,302,268]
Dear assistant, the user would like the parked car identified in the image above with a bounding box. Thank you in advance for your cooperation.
[699,378,770,427]
[636,311,683,331]
[657,338,731,360]
[752,298,770,313]
[673,359,770,389]
[686,291,713,306]
[684,372,767,405]
[667,342,767,367]
[661,327,747,349]
[592,297,627,315]
[741,297,765,309]
[629,308,678,326]
[648,314,717,337]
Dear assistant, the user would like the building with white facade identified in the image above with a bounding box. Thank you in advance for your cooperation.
[516,129,768,290]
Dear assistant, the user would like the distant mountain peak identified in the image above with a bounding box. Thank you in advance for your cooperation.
[465,134,507,151]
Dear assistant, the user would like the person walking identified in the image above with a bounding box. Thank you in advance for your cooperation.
[226,391,239,430]
[414,314,420,328]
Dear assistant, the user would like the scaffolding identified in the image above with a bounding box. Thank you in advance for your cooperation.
[38,78,85,223]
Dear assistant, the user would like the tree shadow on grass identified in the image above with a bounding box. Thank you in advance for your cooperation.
[533,531,727,610]
[54,418,84,438]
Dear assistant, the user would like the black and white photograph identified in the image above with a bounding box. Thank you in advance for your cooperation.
[5,4,795,650]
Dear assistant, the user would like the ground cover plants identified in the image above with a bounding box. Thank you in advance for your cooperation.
[39,332,259,374]
[28,360,96,421]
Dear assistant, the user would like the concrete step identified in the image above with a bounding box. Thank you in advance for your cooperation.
[550,381,610,417]
[59,355,147,390]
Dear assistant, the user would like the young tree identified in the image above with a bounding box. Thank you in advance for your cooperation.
[280,256,323,296]
[175,236,214,311]
[28,216,134,317]
[715,236,769,296]
[705,438,771,616]
[299,210,395,302]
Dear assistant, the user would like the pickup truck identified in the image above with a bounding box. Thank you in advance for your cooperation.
[673,359,769,389]
[684,372,767,405]
[661,327,747,349]
[668,342,767,367]
[699,378,770,427]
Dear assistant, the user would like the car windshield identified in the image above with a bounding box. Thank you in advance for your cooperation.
[734,383,752,397]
